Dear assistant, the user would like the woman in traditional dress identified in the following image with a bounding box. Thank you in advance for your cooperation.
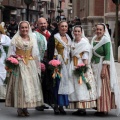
[47,21,73,115]
[91,23,120,116]
[0,24,11,99]
[0,45,7,99]
[5,21,43,117]
[68,25,97,115]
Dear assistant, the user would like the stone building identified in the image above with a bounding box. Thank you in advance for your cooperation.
[72,0,120,39]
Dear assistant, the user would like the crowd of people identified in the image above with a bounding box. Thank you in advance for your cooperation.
[0,17,120,117]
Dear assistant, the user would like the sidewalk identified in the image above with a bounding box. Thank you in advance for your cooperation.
[115,62,120,86]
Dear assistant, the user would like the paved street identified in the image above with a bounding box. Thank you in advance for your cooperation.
[0,102,120,120]
[0,62,120,120]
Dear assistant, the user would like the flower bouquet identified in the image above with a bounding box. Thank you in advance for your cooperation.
[39,62,46,72]
[74,63,91,90]
[5,55,19,74]
[49,59,62,86]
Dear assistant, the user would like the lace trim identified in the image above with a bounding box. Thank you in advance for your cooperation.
[103,60,110,65]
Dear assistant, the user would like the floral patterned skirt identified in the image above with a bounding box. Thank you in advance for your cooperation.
[5,62,43,108]
[68,65,97,109]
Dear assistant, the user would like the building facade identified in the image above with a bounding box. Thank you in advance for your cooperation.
[0,0,73,23]
[0,0,44,23]
[72,0,120,38]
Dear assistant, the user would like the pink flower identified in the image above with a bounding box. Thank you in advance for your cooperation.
[49,60,61,67]
[77,63,85,67]
[39,62,46,72]
[7,57,19,65]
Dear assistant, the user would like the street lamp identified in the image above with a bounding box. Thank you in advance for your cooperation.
[24,0,33,21]
[0,0,3,23]
[112,0,120,61]
[59,0,62,21]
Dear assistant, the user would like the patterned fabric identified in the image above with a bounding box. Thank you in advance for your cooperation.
[34,31,46,61]
[92,64,116,112]
[0,85,6,99]
[5,67,43,108]
[69,101,96,109]
[36,29,50,41]
[97,68,116,112]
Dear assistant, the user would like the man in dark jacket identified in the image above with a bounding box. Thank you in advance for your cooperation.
[8,19,18,38]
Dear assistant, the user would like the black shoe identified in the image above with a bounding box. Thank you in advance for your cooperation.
[94,112,108,116]
[23,108,30,116]
[35,106,44,111]
[43,105,49,109]
[59,106,66,115]
[17,109,25,117]
[54,106,60,115]
[72,110,86,116]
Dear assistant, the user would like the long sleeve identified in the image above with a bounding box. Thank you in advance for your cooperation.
[82,52,89,60]
[103,42,110,65]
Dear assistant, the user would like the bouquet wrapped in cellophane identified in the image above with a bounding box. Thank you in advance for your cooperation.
[49,59,62,86]
[5,55,19,75]
[74,63,91,90]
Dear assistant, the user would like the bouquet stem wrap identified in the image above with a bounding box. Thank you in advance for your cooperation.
[74,63,91,90]
[78,72,91,90]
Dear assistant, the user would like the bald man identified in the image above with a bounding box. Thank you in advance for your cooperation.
[35,17,55,111]
[36,17,51,41]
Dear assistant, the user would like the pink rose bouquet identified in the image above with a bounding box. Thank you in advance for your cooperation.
[49,60,61,71]
[74,63,91,90]
[5,55,19,72]
[49,60,61,67]
[49,60,62,86]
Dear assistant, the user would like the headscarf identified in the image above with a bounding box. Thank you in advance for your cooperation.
[71,25,92,63]
[72,25,89,42]
[9,21,40,61]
